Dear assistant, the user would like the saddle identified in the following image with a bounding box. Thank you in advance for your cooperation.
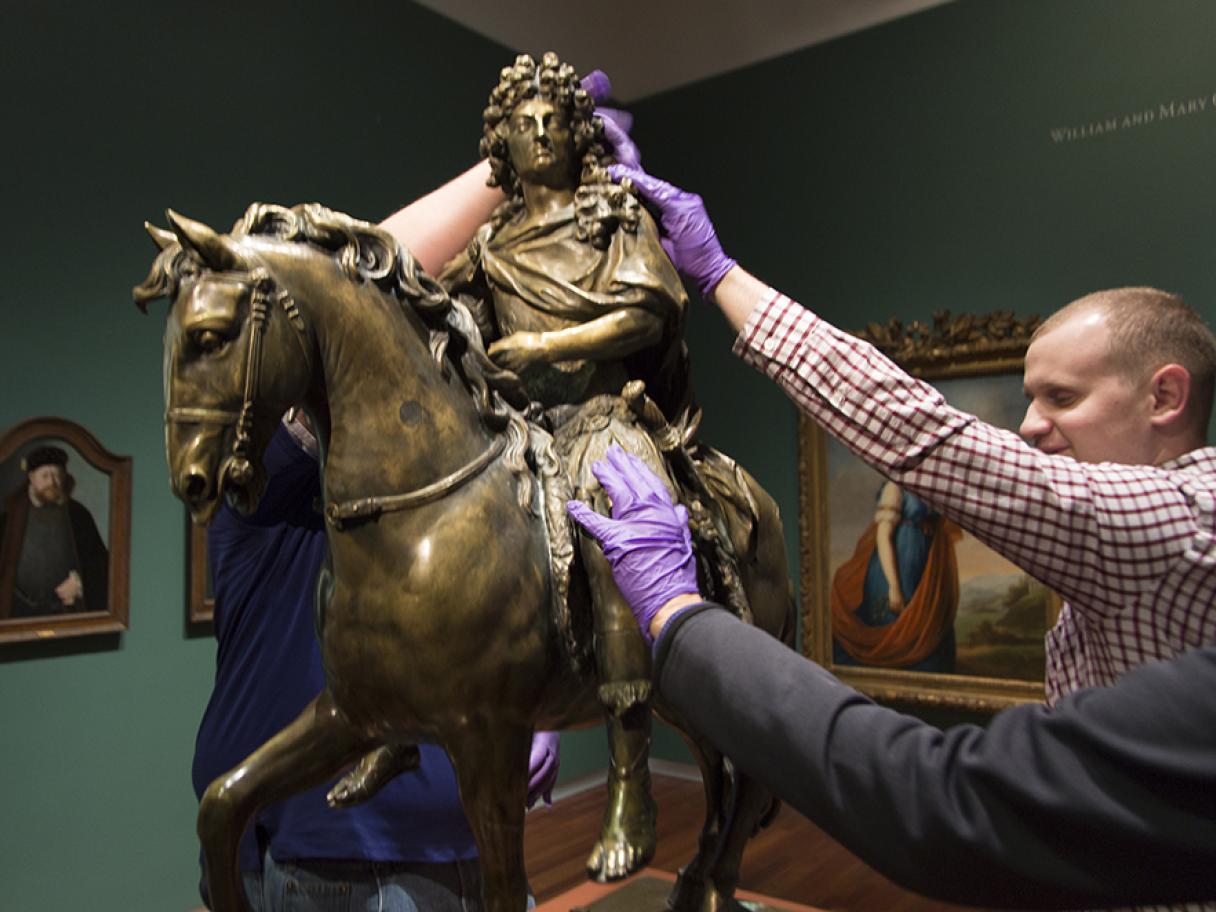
[531,383,757,672]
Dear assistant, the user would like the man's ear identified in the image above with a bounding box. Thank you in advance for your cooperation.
[1148,363,1191,427]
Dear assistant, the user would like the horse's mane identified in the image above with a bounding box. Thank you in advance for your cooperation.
[135,202,559,512]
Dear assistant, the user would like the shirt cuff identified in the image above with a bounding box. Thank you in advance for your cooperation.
[281,412,319,459]
[652,601,723,674]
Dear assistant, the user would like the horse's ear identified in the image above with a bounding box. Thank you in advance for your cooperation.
[144,221,177,251]
[166,209,246,272]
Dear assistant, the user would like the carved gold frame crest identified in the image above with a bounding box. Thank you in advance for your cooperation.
[798,309,1057,711]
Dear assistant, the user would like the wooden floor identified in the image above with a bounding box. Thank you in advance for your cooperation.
[525,773,979,912]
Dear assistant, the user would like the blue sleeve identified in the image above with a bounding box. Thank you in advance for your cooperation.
[233,425,322,530]
[653,606,1216,909]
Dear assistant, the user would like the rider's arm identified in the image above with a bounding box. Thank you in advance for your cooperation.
[653,604,1216,909]
[379,161,503,275]
[489,307,663,369]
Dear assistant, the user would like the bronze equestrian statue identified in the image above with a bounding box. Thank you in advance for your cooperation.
[136,55,796,912]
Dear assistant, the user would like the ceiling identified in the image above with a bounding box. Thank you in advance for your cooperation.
[414,0,957,102]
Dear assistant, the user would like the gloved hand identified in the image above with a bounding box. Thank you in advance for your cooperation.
[579,70,641,169]
[598,113,640,168]
[580,69,612,103]
[527,730,560,808]
[607,164,736,298]
[566,445,700,645]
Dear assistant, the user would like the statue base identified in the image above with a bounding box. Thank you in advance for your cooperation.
[536,871,823,912]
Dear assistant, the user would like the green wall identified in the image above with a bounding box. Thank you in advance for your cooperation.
[5,0,1216,908]
[629,0,1216,728]
[0,3,518,909]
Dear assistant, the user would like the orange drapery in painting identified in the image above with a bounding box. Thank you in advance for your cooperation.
[830,517,962,668]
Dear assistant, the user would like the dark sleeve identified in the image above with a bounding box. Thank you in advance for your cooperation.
[232,425,322,530]
[653,606,1216,909]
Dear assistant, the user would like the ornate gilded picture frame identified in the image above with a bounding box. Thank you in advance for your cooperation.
[0,416,132,643]
[799,310,1057,711]
[188,520,214,624]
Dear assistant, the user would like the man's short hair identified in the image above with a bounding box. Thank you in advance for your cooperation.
[1034,287,1216,427]
[21,445,68,474]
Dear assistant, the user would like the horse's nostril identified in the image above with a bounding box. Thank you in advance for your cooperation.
[183,473,209,502]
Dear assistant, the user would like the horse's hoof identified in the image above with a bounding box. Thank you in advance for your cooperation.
[668,878,749,912]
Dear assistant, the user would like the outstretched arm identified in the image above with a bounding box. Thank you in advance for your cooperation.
[379,161,503,275]
[615,164,1198,637]
[655,606,1216,909]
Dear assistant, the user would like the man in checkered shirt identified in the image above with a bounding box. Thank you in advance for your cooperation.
[614,163,1216,709]
[607,164,1216,909]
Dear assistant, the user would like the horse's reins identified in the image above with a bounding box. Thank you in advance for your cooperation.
[324,435,505,530]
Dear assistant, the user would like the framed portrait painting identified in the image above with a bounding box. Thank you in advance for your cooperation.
[799,310,1056,711]
[0,416,132,643]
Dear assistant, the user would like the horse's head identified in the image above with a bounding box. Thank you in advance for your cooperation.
[135,210,316,524]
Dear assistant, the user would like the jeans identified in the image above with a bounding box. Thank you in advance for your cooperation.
[258,851,487,912]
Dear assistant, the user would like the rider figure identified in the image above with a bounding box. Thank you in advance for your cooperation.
[441,52,691,881]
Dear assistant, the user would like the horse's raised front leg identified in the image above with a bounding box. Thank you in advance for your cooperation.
[198,688,373,912]
[446,722,533,912]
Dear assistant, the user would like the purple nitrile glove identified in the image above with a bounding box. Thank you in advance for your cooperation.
[566,445,700,646]
[580,69,612,103]
[578,69,640,168]
[597,111,640,168]
[526,730,560,808]
[607,164,736,299]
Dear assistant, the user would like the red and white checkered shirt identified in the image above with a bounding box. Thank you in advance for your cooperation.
[736,290,1216,707]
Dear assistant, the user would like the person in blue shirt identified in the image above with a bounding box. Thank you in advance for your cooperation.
[193,412,560,911]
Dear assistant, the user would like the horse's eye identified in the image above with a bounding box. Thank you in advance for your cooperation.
[191,328,229,354]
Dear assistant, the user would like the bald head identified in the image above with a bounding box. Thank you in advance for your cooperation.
[1034,287,1216,432]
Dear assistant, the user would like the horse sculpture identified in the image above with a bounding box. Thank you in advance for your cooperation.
[135,200,796,912]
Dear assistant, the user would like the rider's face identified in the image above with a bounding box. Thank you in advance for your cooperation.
[506,97,575,189]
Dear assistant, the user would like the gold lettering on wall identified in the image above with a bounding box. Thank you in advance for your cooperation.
[1049,92,1213,144]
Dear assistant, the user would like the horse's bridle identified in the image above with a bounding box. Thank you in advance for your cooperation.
[166,268,311,488]
[167,264,507,530]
